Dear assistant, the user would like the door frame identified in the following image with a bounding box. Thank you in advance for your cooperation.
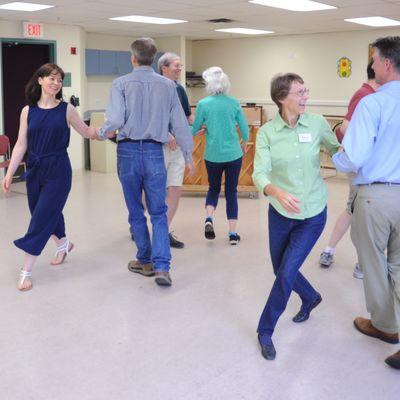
[0,38,56,135]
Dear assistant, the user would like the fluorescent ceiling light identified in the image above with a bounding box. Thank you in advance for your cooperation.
[110,15,187,24]
[215,28,274,35]
[345,17,400,27]
[0,2,54,11]
[249,0,336,12]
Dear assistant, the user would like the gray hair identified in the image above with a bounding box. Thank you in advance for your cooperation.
[270,73,304,112]
[130,37,157,66]
[158,52,181,74]
[372,36,400,73]
[202,66,230,95]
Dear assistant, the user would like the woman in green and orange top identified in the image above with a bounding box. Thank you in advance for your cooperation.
[252,73,340,360]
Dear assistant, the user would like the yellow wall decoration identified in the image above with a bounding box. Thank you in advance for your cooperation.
[337,57,352,78]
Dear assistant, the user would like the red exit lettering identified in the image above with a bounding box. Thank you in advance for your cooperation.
[23,22,44,38]
[28,24,41,36]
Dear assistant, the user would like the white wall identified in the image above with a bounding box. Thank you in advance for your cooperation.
[0,21,87,171]
[185,39,193,72]
[189,27,400,118]
[156,36,184,56]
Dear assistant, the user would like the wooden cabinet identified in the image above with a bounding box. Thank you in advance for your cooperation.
[182,105,264,196]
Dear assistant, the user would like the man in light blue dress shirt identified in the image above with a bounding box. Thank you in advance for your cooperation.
[333,36,400,369]
[98,37,194,287]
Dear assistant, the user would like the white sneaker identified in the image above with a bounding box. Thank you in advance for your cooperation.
[353,263,364,279]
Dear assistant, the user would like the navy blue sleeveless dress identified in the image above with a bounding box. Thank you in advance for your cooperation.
[14,101,72,256]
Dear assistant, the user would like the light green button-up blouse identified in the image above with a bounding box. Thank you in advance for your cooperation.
[252,112,340,220]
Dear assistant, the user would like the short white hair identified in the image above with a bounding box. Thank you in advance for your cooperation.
[202,66,230,95]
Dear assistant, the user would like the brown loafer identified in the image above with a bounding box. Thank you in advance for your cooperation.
[353,317,399,344]
[385,350,400,369]
[127,260,154,277]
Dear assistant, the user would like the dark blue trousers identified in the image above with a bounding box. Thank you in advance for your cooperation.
[205,157,242,220]
[257,205,327,337]
[14,156,72,256]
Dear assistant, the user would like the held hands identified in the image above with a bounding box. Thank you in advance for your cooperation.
[90,133,99,140]
[89,127,100,140]
[196,128,207,136]
[194,124,207,136]
[89,128,116,140]
[168,133,178,151]
[265,185,301,214]
[106,131,116,139]
[186,160,195,177]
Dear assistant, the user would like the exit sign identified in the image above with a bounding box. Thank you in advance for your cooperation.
[23,22,44,38]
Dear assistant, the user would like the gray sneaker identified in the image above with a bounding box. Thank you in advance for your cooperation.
[353,263,364,279]
[155,271,172,287]
[319,251,334,267]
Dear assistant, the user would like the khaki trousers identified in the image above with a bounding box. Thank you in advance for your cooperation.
[351,184,400,334]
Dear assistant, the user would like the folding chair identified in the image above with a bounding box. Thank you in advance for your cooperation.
[0,134,26,179]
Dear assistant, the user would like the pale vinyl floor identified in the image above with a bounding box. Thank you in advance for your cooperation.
[0,172,398,400]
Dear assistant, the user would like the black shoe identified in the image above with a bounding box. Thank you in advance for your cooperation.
[169,232,184,249]
[229,233,241,245]
[385,350,400,369]
[292,293,322,323]
[258,334,276,361]
[205,220,215,240]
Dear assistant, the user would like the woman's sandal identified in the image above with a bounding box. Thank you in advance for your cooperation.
[18,269,33,292]
[51,239,74,266]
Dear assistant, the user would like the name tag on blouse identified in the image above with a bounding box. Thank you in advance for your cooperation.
[298,133,312,143]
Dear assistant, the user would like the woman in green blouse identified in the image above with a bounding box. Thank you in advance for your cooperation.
[192,67,249,245]
[252,73,340,360]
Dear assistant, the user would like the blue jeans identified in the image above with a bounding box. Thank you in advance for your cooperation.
[117,141,170,272]
[257,205,327,337]
[205,157,242,220]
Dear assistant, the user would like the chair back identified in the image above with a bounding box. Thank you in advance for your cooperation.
[0,135,10,156]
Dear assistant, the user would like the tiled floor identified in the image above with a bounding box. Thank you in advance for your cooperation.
[1,172,398,400]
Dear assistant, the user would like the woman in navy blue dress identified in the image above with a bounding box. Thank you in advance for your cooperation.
[2,63,97,291]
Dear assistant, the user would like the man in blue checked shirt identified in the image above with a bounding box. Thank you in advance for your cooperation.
[98,37,194,288]
[333,36,400,370]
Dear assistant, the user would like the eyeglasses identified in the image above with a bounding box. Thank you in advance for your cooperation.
[289,88,310,97]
